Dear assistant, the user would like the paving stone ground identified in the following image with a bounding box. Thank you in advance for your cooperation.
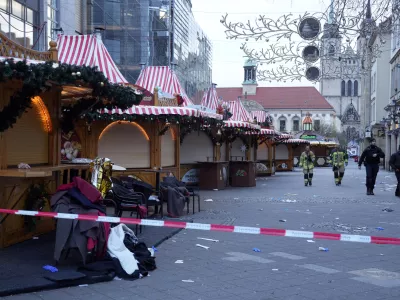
[3,162,400,300]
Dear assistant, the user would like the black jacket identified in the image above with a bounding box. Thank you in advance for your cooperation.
[389,151,400,170]
[358,145,385,166]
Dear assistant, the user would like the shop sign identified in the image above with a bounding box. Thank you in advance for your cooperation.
[159,97,178,106]
[236,169,247,177]
[182,169,199,183]
[300,135,316,140]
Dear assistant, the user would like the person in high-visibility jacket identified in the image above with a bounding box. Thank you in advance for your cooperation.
[299,146,316,186]
[329,147,348,186]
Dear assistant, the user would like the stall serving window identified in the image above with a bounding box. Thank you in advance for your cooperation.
[6,96,51,166]
[257,142,268,161]
[180,131,213,163]
[275,144,289,160]
[98,121,150,168]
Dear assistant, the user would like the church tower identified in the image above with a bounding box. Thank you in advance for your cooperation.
[242,59,258,96]
[320,0,361,133]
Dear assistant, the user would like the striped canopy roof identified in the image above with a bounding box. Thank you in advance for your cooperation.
[57,34,127,84]
[201,85,219,111]
[227,100,252,122]
[281,138,310,144]
[250,110,266,123]
[136,66,193,107]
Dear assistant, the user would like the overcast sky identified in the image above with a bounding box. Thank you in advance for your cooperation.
[192,0,330,88]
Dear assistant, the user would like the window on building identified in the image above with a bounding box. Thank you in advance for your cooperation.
[47,0,58,47]
[314,120,321,131]
[354,80,358,96]
[329,45,335,56]
[341,80,346,96]
[292,119,299,132]
[347,80,352,96]
[371,101,376,123]
[279,119,286,131]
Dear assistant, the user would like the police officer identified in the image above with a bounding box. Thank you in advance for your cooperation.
[330,147,348,186]
[389,145,400,197]
[299,145,315,186]
[358,138,385,195]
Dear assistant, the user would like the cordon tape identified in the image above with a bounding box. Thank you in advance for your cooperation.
[1,208,400,245]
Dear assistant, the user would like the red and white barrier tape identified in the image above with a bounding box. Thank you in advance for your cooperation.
[1,208,400,245]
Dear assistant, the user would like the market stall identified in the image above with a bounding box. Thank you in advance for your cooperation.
[0,33,142,248]
[255,129,276,176]
[276,139,310,171]
[292,132,339,167]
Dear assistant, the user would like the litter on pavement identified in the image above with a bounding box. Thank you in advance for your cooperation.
[382,208,394,212]
[175,260,184,264]
[196,244,210,250]
[182,280,194,283]
[307,240,315,243]
[43,265,58,273]
[272,269,279,271]
[376,227,385,231]
[279,219,287,222]
[197,237,219,242]
[253,248,261,252]
[318,247,329,252]
[204,199,213,202]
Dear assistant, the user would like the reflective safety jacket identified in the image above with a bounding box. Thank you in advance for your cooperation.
[329,151,348,167]
[299,151,315,170]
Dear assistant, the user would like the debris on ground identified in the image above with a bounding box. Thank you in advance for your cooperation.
[382,208,394,212]
[282,199,297,203]
[335,218,340,220]
[182,279,194,283]
[253,248,261,252]
[79,284,89,287]
[213,189,218,191]
[272,269,279,271]
[175,260,184,264]
[197,237,219,242]
[259,208,264,211]
[376,227,384,231]
[204,199,213,202]
[318,247,329,252]
[152,246,158,252]
[307,240,315,243]
[196,244,210,250]
[43,265,58,273]
[279,219,287,222]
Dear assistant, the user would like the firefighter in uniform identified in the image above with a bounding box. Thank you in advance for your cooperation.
[329,147,348,186]
[299,145,316,186]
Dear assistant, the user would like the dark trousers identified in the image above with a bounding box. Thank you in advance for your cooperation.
[395,171,400,196]
[365,164,379,190]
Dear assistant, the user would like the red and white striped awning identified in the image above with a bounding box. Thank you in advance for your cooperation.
[136,66,193,107]
[201,85,219,110]
[224,120,260,130]
[57,34,128,84]
[276,133,293,139]
[227,100,252,122]
[99,105,222,120]
[251,110,266,123]
[100,105,197,117]
[281,138,310,144]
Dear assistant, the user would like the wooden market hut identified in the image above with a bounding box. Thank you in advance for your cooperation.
[275,138,310,171]
[0,33,143,248]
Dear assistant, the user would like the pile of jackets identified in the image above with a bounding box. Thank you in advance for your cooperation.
[51,177,110,264]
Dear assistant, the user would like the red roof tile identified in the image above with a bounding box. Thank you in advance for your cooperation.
[216,86,333,110]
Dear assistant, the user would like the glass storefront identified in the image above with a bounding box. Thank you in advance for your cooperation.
[0,0,39,49]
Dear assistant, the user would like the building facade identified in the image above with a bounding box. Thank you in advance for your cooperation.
[87,0,212,103]
[319,18,362,141]
[217,61,338,136]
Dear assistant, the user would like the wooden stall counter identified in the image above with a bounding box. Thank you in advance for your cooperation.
[0,164,89,178]
[229,160,256,187]
[198,161,229,190]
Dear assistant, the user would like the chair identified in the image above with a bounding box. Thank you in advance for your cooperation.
[160,182,190,216]
[106,177,147,234]
[163,176,200,213]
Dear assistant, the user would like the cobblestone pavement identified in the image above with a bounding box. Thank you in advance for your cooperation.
[4,163,400,300]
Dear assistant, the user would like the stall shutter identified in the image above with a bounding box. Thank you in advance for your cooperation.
[276,144,289,159]
[161,129,175,167]
[98,122,150,168]
[6,107,48,166]
[180,131,213,164]
[257,143,268,161]
[231,139,246,160]
[220,142,227,161]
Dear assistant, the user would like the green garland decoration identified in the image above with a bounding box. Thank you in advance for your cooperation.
[0,59,143,132]
[24,183,49,232]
